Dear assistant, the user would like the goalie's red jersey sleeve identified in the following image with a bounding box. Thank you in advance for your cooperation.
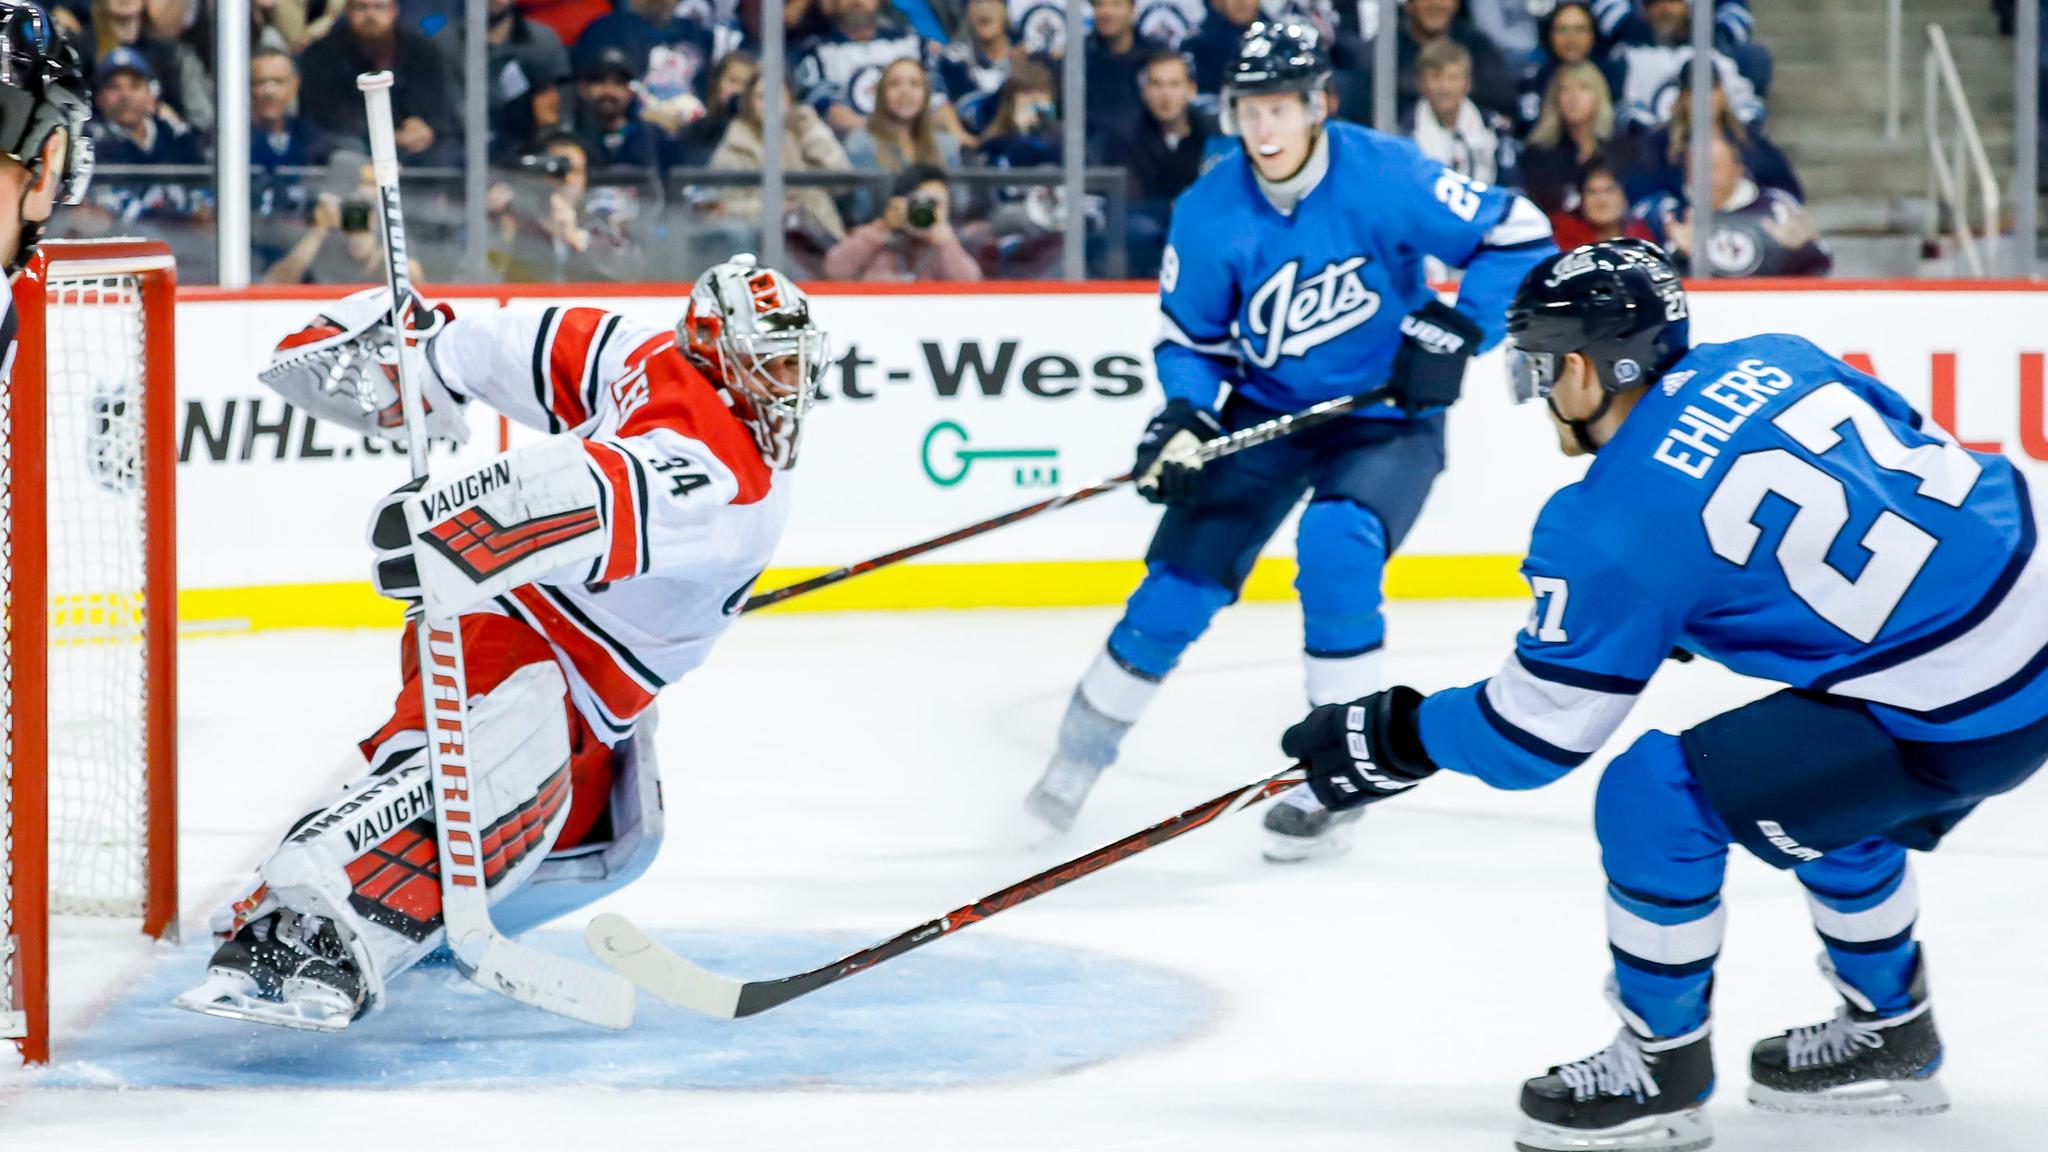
[424,303,790,743]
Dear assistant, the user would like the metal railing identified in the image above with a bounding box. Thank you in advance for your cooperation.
[1923,24,2002,276]
[77,162,1136,281]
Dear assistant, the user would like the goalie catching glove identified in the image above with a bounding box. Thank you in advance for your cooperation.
[1133,398,1224,505]
[1280,687,1440,810]
[261,285,472,445]
[369,433,614,616]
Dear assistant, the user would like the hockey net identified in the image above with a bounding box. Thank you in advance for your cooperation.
[2,239,178,1065]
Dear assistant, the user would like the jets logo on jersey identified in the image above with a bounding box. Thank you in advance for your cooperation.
[1240,256,1381,368]
[1135,0,1201,48]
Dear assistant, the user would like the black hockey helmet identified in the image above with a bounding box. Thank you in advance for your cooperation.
[1225,21,1329,100]
[0,3,92,271]
[1505,238,1689,404]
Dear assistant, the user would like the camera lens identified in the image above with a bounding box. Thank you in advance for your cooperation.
[906,195,938,229]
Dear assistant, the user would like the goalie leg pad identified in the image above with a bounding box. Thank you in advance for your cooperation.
[493,707,666,937]
[252,627,608,1013]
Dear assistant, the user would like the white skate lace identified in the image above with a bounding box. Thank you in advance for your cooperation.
[1555,1029,1661,1103]
[1784,1007,1884,1070]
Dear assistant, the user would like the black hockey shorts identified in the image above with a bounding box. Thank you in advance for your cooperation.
[1142,395,1446,594]
[1681,689,2048,868]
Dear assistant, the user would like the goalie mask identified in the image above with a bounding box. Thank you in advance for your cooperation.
[0,3,93,274]
[679,255,828,470]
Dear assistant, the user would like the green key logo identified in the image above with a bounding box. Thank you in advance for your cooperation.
[921,421,1060,489]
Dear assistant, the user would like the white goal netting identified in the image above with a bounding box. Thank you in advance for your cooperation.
[45,273,152,917]
[3,266,161,1047]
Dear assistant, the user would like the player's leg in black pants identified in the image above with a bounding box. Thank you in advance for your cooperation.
[1025,395,1314,833]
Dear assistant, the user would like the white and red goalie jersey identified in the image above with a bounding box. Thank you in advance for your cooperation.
[415,302,790,743]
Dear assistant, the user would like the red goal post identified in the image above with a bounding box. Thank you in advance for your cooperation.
[3,238,178,1065]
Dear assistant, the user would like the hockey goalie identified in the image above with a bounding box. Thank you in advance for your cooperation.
[176,256,827,1031]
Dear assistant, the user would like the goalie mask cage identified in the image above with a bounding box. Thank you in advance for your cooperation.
[2,239,178,1065]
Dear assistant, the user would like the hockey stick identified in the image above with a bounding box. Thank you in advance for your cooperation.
[739,384,1399,613]
[358,71,633,1030]
[586,766,1307,1017]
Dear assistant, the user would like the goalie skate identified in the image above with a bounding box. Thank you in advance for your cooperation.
[173,911,366,1033]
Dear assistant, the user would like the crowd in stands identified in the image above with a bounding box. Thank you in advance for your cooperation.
[52,0,1835,282]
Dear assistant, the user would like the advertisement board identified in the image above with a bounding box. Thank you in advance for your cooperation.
[166,282,2048,629]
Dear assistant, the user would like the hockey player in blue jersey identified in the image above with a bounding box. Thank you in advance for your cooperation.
[1021,20,1555,860]
[1280,239,2048,1151]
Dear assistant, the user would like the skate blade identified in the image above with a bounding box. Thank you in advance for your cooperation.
[1746,1075,1950,1117]
[172,970,353,1033]
[1513,1108,1713,1152]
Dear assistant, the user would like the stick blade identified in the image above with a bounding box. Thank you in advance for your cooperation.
[585,912,743,1019]
[470,934,636,1030]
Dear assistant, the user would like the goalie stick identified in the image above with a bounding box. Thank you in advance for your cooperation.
[586,767,1308,1017]
[739,384,1400,613]
[358,71,633,1031]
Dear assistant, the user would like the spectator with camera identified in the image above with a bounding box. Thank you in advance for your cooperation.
[262,155,432,283]
[671,48,756,166]
[569,43,667,172]
[299,0,460,164]
[485,133,647,281]
[824,163,981,281]
[1403,38,1515,185]
[972,58,1060,169]
[793,0,938,137]
[485,0,571,158]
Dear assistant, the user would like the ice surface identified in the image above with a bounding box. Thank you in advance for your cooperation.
[3,602,2045,1151]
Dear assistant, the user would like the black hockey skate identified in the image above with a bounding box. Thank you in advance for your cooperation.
[1515,1022,1715,1152]
[1259,786,1365,862]
[1747,955,1948,1116]
[174,909,368,1032]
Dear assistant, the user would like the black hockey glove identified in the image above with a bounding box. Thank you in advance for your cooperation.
[1132,398,1224,505]
[1279,686,1439,812]
[1389,300,1484,413]
[367,477,427,606]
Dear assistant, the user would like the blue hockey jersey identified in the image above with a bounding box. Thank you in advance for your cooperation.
[1155,120,1554,420]
[1420,334,2048,791]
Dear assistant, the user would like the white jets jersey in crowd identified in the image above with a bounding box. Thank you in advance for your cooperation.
[422,305,790,743]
